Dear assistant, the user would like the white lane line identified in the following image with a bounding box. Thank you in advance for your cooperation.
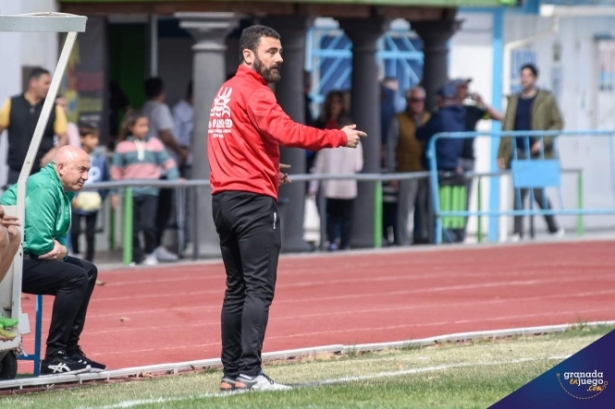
[81,355,570,409]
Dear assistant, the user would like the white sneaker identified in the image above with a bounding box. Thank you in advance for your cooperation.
[236,372,292,391]
[510,233,521,243]
[155,246,179,262]
[553,227,565,238]
[144,253,158,266]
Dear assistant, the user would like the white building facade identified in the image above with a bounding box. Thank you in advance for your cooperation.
[451,2,615,241]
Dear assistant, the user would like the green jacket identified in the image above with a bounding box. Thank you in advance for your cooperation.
[497,90,564,168]
[1,163,74,257]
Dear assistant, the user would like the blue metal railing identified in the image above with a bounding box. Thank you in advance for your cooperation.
[427,130,615,244]
[17,295,43,376]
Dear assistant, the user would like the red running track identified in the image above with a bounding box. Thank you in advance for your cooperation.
[17,240,615,372]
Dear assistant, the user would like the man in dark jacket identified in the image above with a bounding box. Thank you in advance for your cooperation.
[0,67,68,186]
[417,83,466,171]
[417,83,466,243]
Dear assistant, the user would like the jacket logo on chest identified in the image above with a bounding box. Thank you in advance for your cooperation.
[209,87,233,139]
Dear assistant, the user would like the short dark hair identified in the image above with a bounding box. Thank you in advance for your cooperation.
[238,25,281,63]
[144,77,164,99]
[77,121,99,137]
[29,67,50,82]
[520,63,539,78]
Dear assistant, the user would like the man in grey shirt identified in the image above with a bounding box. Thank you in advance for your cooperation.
[142,77,188,262]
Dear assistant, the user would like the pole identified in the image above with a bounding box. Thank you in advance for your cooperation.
[192,185,199,261]
[477,176,483,243]
[33,295,43,377]
[122,188,134,265]
[373,181,382,248]
[109,208,116,251]
[489,8,503,243]
[577,170,584,236]
[13,31,78,322]
[150,14,158,77]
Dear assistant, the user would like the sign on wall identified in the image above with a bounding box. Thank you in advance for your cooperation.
[61,16,108,145]
[596,39,615,130]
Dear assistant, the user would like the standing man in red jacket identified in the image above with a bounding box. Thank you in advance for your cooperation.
[209,25,365,392]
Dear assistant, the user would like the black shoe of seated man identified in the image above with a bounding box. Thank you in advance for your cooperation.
[40,350,91,375]
[69,346,107,373]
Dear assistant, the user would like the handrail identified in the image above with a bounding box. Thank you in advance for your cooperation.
[426,130,615,244]
[85,168,584,265]
[80,169,584,191]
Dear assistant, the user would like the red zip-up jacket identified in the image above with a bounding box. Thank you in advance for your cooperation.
[208,65,348,200]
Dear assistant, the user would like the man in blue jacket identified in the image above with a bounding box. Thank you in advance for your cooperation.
[417,83,466,243]
[417,83,466,171]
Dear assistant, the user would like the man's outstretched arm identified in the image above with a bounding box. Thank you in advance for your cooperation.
[247,88,353,150]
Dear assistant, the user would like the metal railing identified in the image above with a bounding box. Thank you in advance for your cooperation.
[426,130,615,244]
[84,173,430,264]
[83,162,590,264]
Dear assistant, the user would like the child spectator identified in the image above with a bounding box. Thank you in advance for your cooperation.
[70,122,109,262]
[110,112,180,266]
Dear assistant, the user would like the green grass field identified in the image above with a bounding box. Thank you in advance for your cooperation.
[4,325,614,409]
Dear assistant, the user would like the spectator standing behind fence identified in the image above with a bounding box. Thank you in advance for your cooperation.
[0,67,68,187]
[387,86,431,246]
[141,78,186,262]
[454,78,503,173]
[497,63,565,242]
[310,92,363,251]
[110,112,181,266]
[453,78,503,241]
[417,83,466,243]
[70,123,110,262]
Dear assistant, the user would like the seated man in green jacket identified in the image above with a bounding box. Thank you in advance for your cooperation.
[1,145,105,375]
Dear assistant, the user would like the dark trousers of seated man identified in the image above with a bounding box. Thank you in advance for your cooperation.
[22,256,97,358]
